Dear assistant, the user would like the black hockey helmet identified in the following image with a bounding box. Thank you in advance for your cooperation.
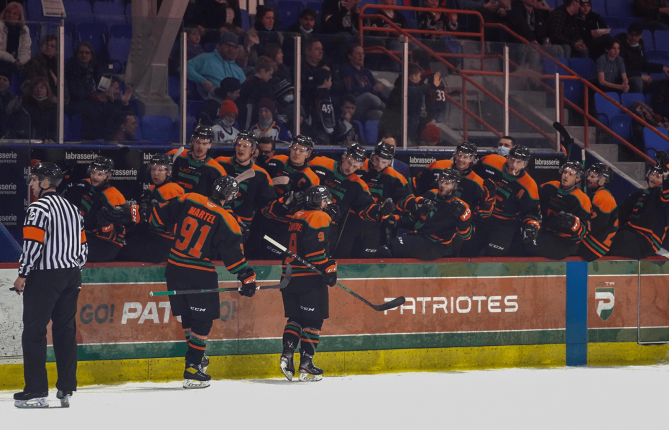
[455,141,478,158]
[559,161,584,177]
[586,162,613,184]
[30,162,63,187]
[437,168,461,187]
[234,130,257,148]
[211,175,239,203]
[373,141,395,160]
[291,134,314,149]
[191,125,214,143]
[304,185,333,210]
[149,153,173,170]
[646,163,665,179]
[507,145,531,162]
[90,156,114,173]
[345,143,367,162]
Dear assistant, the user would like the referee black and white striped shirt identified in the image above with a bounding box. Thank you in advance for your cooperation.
[18,192,88,277]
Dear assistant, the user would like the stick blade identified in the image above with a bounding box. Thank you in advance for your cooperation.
[235,168,256,183]
[376,296,406,311]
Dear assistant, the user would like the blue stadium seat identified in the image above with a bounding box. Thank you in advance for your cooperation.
[606,1,633,18]
[570,57,595,79]
[277,1,304,31]
[644,127,669,158]
[107,37,131,72]
[654,30,669,50]
[608,28,626,38]
[591,0,606,15]
[353,120,366,143]
[126,3,132,22]
[77,23,108,62]
[240,9,251,31]
[542,57,568,75]
[544,0,557,8]
[359,0,379,6]
[647,50,667,62]
[69,113,84,141]
[63,33,74,61]
[186,116,196,140]
[602,16,620,28]
[142,115,176,142]
[169,76,180,103]
[364,120,379,144]
[27,22,41,57]
[133,116,143,140]
[642,30,655,50]
[620,92,644,109]
[306,2,323,25]
[94,1,127,26]
[187,100,204,117]
[64,1,95,25]
[594,92,621,128]
[26,0,60,23]
[610,114,633,144]
[110,25,132,39]
[618,18,642,31]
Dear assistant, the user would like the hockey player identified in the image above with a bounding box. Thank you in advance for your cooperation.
[526,161,592,260]
[63,156,127,262]
[412,141,496,219]
[308,143,392,257]
[255,135,320,258]
[380,168,473,260]
[459,145,541,257]
[169,125,227,195]
[115,154,184,263]
[608,152,669,259]
[215,131,277,224]
[577,163,618,262]
[279,185,338,382]
[150,176,257,388]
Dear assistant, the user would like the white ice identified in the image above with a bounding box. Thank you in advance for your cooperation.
[1,365,668,429]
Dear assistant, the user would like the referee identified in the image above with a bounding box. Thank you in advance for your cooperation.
[12,162,88,409]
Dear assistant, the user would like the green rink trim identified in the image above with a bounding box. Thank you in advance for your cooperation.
[81,262,568,284]
[587,260,639,276]
[47,329,566,362]
[587,327,669,343]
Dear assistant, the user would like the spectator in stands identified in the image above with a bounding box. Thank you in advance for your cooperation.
[80,77,134,141]
[271,77,295,126]
[267,44,291,82]
[238,56,276,130]
[507,0,551,46]
[14,76,56,142]
[615,22,669,94]
[196,76,241,126]
[186,27,205,60]
[250,5,283,59]
[340,44,386,121]
[212,99,240,143]
[0,2,30,70]
[546,0,588,58]
[419,123,442,146]
[633,0,669,31]
[283,8,318,67]
[379,132,411,179]
[593,40,630,94]
[367,0,409,37]
[187,32,245,99]
[310,68,336,145]
[419,0,459,48]
[379,63,440,146]
[107,113,138,143]
[0,67,19,138]
[322,0,360,34]
[300,38,329,111]
[25,35,58,97]
[334,94,363,145]
[250,97,292,142]
[66,42,102,111]
[459,0,511,42]
[201,0,244,36]
[574,0,611,60]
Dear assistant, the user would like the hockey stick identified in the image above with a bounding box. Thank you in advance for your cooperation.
[235,168,255,183]
[330,209,350,257]
[149,264,292,296]
[171,146,185,164]
[264,235,405,312]
[552,121,574,158]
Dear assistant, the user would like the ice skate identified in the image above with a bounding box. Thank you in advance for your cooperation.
[201,354,209,373]
[14,391,49,408]
[298,352,323,382]
[57,390,72,408]
[183,361,211,389]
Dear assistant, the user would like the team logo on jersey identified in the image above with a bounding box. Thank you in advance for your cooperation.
[28,210,36,220]
[595,287,615,321]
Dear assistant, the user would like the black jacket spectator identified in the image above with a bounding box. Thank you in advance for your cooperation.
[507,0,550,43]
[367,7,408,38]
[14,77,57,142]
[322,0,360,34]
[547,4,581,48]
[575,1,610,59]
[614,32,665,78]
[65,42,102,105]
[79,79,133,140]
[24,35,59,96]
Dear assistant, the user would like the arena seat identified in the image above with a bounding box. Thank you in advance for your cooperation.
[644,127,669,159]
[594,92,621,128]
[110,25,132,39]
[354,120,366,143]
[93,1,127,26]
[364,120,379,144]
[606,0,633,18]
[277,1,304,31]
[620,93,644,109]
[240,9,251,31]
[64,1,95,26]
[610,114,633,144]
[142,115,176,142]
[77,23,109,62]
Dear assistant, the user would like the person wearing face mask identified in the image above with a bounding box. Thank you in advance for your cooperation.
[250,98,292,143]
[460,145,541,257]
[475,136,517,177]
[212,100,240,143]
[13,76,56,142]
[238,56,276,129]
[271,77,295,126]
[283,9,318,67]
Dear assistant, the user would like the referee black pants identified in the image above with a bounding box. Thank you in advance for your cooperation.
[22,267,81,393]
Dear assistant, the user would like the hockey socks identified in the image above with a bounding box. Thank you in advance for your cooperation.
[280,321,301,381]
[282,321,302,347]
[186,332,208,364]
[299,327,323,382]
[299,327,320,357]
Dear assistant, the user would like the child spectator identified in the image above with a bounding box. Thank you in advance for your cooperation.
[334,94,363,145]
[196,76,241,126]
[250,97,292,142]
[593,40,630,94]
[310,68,336,145]
[212,99,240,143]
[271,77,295,126]
[419,123,442,146]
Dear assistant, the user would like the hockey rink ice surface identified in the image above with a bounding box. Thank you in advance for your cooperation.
[1,365,668,429]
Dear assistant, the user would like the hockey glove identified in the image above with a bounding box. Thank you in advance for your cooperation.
[118,202,141,224]
[414,197,437,216]
[377,198,395,220]
[237,268,257,297]
[324,203,340,221]
[239,221,250,242]
[482,178,497,201]
[450,199,467,219]
[282,191,304,211]
[320,260,338,287]
[522,223,539,245]
[557,211,580,233]
[383,214,401,228]
[655,150,669,173]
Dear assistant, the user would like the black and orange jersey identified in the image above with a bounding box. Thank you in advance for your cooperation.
[169,148,227,195]
[618,181,669,252]
[215,156,277,222]
[405,189,473,246]
[581,188,618,257]
[63,178,127,247]
[478,154,541,226]
[141,181,184,238]
[264,154,320,198]
[412,159,494,218]
[282,208,332,280]
[540,181,592,242]
[357,159,413,210]
[308,156,378,223]
[150,193,248,274]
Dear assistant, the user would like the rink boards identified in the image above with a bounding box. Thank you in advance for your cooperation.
[1,258,668,388]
